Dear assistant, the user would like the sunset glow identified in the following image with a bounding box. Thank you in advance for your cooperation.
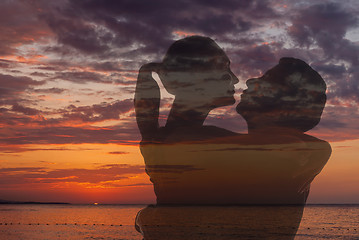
[0,0,358,204]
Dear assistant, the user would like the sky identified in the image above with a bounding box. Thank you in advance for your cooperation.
[0,0,358,204]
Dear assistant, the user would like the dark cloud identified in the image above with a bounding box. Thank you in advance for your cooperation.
[11,103,40,116]
[0,145,98,153]
[0,73,44,95]
[0,59,13,68]
[288,2,358,48]
[33,87,67,94]
[30,72,49,77]
[287,3,359,69]
[90,61,123,72]
[0,167,45,173]
[37,0,278,62]
[46,17,111,55]
[53,71,112,84]
[307,104,359,141]
[246,0,278,19]
[0,74,45,105]
[233,44,278,78]
[0,99,138,148]
[0,0,357,146]
[287,2,359,105]
[108,151,129,155]
[312,63,347,78]
[60,99,134,122]
[0,124,140,145]
[0,1,51,56]
[332,65,359,102]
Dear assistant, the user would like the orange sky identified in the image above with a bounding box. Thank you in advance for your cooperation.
[0,144,155,204]
[1,0,359,204]
[0,140,358,204]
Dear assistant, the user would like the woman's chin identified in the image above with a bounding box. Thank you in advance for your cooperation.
[212,96,235,107]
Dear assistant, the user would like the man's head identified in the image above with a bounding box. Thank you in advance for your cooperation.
[237,57,326,132]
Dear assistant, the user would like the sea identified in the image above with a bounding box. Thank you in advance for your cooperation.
[0,204,357,240]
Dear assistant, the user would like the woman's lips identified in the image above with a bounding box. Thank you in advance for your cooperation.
[227,90,235,95]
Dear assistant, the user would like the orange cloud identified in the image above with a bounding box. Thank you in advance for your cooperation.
[172,30,199,37]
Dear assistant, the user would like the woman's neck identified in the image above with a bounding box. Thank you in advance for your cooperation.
[165,98,211,129]
[248,124,303,135]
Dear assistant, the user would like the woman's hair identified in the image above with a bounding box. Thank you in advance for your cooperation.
[135,36,226,142]
[134,63,162,142]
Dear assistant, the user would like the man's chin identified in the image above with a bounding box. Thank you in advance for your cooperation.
[236,102,244,114]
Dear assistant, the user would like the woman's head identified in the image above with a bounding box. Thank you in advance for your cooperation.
[135,36,238,140]
[237,57,327,132]
[158,36,238,108]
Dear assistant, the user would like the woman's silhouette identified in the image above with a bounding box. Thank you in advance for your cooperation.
[134,38,331,239]
[135,36,241,205]
[135,36,239,144]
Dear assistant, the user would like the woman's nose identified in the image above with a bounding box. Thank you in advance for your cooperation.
[230,72,239,84]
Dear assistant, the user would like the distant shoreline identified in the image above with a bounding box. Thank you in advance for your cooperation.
[0,201,358,206]
[0,200,70,205]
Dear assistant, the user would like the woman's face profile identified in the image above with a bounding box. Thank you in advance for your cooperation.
[160,53,239,108]
[206,55,239,107]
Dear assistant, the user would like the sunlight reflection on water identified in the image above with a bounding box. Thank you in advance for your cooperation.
[0,204,357,240]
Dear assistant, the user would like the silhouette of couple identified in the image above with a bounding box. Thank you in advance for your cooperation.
[134,36,331,239]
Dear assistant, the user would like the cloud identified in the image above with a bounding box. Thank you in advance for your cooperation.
[107,151,129,155]
[10,103,40,116]
[0,0,358,145]
[288,2,358,48]
[0,1,52,56]
[0,145,101,154]
[37,0,278,63]
[33,87,67,94]
[0,73,44,96]
[233,44,278,77]
[59,99,134,122]
[0,98,140,148]
[1,99,134,125]
[287,2,359,69]
[52,71,112,84]
[0,125,140,145]
[0,73,45,107]
[0,59,14,68]
[0,164,145,185]
[312,63,347,78]
[284,1,359,110]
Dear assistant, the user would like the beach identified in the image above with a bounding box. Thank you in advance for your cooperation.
[0,204,357,239]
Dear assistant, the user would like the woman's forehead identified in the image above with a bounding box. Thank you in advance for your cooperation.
[215,54,230,64]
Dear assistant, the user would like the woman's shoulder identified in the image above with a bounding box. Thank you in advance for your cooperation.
[159,125,239,144]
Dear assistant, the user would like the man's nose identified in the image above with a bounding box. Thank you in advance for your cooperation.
[246,78,258,87]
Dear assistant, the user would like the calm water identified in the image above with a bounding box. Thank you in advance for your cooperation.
[0,204,357,239]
